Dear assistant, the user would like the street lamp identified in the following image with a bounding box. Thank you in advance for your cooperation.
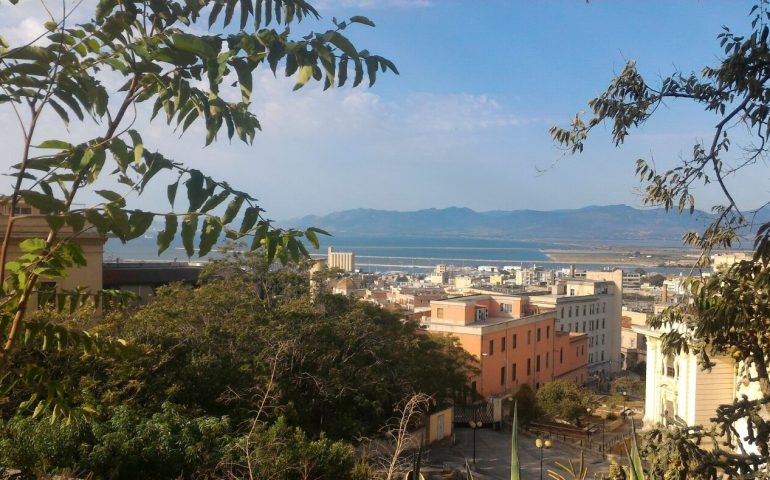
[535,437,552,480]
[469,419,482,466]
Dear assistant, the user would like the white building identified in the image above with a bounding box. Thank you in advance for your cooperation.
[530,270,623,376]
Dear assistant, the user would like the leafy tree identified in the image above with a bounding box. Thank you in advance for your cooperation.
[642,274,665,287]
[610,376,644,399]
[0,0,395,420]
[511,384,540,425]
[551,2,770,477]
[534,380,591,426]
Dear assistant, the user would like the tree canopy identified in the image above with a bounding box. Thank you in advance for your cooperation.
[0,254,475,478]
[552,2,770,478]
[0,0,396,420]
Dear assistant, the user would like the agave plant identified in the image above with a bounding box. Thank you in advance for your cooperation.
[547,450,588,480]
[511,400,520,480]
[625,420,646,480]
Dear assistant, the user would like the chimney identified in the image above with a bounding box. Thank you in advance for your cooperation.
[570,264,575,277]
[661,285,668,304]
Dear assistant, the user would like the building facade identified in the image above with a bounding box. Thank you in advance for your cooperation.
[421,294,588,398]
[0,202,104,308]
[327,247,354,272]
[530,270,623,377]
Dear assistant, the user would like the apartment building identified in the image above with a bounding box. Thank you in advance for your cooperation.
[530,270,623,377]
[421,294,588,398]
[0,202,104,308]
[621,310,648,371]
[327,247,354,272]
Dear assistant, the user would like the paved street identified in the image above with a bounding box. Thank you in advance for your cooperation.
[426,427,611,479]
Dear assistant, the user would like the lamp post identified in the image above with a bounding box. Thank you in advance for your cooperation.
[586,407,593,447]
[469,419,482,466]
[535,437,552,480]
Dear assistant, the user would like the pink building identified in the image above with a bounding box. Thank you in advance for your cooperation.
[421,294,588,398]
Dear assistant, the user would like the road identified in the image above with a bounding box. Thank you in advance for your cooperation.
[425,427,611,479]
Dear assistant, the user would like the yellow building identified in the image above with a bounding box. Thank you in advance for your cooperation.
[0,202,104,308]
[327,246,354,272]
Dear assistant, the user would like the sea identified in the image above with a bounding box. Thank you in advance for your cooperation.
[105,234,694,275]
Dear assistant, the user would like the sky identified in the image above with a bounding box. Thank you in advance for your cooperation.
[0,0,766,220]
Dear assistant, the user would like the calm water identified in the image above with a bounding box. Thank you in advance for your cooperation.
[105,234,691,274]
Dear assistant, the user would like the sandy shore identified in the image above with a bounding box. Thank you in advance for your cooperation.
[542,246,705,268]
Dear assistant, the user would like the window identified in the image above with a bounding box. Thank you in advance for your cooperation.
[527,359,531,375]
[581,346,585,355]
[527,330,531,344]
[536,355,541,372]
[546,326,550,338]
[561,307,564,318]
[512,334,517,348]
[476,307,488,322]
[501,303,512,313]
[665,355,676,377]
[603,303,606,313]
[13,206,32,215]
[560,324,564,332]
[537,328,541,342]
[582,321,586,332]
[589,353,593,363]
[500,366,506,386]
[546,352,549,368]
[568,307,572,318]
[569,288,575,296]
[489,339,494,355]
[583,305,586,316]
[601,351,604,361]
[602,318,605,329]
[512,363,517,381]
[501,336,506,352]
[560,347,564,363]
[602,334,605,345]
[436,308,444,319]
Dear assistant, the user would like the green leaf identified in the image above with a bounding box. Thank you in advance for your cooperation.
[128,130,143,166]
[95,190,125,207]
[329,32,358,58]
[157,214,178,255]
[20,238,48,254]
[222,195,244,225]
[181,215,199,257]
[126,210,154,240]
[36,140,72,150]
[20,190,65,213]
[65,213,86,233]
[350,16,375,27]
[172,32,218,60]
[185,170,206,211]
[293,65,314,91]
[167,180,180,207]
[239,206,260,233]
[198,218,222,257]
[232,58,253,103]
[199,189,229,213]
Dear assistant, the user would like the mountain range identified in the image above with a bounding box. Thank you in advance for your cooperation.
[285,205,755,243]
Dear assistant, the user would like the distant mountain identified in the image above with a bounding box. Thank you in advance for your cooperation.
[284,205,756,242]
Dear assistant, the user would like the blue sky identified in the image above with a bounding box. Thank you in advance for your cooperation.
[0,1,766,219]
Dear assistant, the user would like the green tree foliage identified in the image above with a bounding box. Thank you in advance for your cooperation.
[551,2,770,477]
[0,257,475,477]
[0,0,395,419]
[610,376,644,398]
[535,380,591,426]
[512,383,540,425]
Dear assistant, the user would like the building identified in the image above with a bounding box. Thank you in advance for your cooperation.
[103,261,202,304]
[327,246,354,272]
[0,201,104,308]
[622,271,642,289]
[620,310,648,371]
[529,270,623,377]
[421,294,588,398]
